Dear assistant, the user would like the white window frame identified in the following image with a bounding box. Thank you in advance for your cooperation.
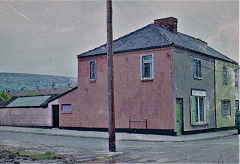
[140,53,154,80]
[89,60,96,80]
[195,96,207,124]
[192,90,207,124]
[193,58,202,79]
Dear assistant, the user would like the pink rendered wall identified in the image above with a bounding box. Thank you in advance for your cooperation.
[0,99,58,127]
[59,47,174,130]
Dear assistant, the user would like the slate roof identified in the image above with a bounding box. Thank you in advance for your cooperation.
[78,24,237,64]
[6,96,51,107]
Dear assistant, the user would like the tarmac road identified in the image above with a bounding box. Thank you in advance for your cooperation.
[0,131,238,163]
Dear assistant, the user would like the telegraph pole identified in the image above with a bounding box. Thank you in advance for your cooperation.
[106,0,116,152]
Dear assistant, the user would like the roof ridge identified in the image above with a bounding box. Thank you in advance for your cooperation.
[150,24,174,44]
[78,24,153,57]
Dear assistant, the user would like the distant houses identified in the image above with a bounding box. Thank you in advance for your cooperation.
[0,17,239,135]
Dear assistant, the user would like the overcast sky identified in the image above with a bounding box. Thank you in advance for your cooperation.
[0,0,238,77]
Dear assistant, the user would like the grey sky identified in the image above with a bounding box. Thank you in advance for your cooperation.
[0,0,238,77]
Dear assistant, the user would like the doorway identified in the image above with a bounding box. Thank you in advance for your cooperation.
[176,98,183,135]
[52,105,59,128]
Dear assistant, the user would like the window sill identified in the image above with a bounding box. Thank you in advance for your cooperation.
[61,111,72,114]
[141,78,154,82]
[193,122,208,126]
[89,79,96,83]
[193,77,202,80]
[222,116,231,119]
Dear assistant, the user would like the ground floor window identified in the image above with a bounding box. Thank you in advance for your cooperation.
[62,104,72,112]
[221,100,231,118]
[195,97,205,122]
[235,100,239,111]
[190,90,210,125]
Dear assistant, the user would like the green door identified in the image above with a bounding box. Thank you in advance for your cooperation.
[176,98,183,135]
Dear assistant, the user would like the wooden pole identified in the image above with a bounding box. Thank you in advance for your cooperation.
[106,0,116,152]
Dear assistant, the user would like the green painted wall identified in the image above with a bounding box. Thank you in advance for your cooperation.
[215,59,239,128]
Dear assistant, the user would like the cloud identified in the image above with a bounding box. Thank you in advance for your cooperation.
[4,1,30,21]
[0,0,238,76]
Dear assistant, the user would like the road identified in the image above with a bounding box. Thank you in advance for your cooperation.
[0,131,238,163]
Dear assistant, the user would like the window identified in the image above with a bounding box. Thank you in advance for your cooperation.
[235,69,238,86]
[221,100,231,117]
[222,66,227,85]
[193,58,202,79]
[140,54,154,80]
[62,104,72,112]
[191,90,210,125]
[235,100,239,110]
[195,97,205,122]
[89,60,96,80]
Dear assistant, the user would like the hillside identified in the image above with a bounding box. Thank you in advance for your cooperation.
[0,72,77,91]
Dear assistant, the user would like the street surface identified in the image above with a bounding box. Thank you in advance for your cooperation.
[0,131,238,163]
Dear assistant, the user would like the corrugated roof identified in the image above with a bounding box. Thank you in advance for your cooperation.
[6,96,51,107]
[78,24,237,64]
[0,86,78,108]
[8,87,75,97]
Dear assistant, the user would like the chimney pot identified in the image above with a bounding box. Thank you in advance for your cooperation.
[52,82,55,89]
[154,17,178,33]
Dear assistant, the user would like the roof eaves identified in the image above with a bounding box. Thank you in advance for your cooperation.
[1,105,48,109]
[77,44,174,59]
[173,44,238,65]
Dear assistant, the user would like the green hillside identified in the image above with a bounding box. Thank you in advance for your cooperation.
[0,72,77,91]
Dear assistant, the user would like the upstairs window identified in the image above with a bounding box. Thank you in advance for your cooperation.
[221,99,231,118]
[193,58,202,79]
[140,54,154,80]
[235,68,238,86]
[62,104,72,112]
[222,66,228,85]
[89,60,96,80]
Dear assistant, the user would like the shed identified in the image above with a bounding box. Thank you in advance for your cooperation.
[0,87,77,128]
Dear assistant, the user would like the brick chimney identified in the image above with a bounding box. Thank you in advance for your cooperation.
[154,17,178,33]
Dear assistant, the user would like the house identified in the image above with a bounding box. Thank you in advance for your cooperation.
[0,87,77,127]
[58,17,238,135]
[215,59,239,128]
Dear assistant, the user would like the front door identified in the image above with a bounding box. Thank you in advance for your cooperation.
[176,98,183,135]
[52,105,59,127]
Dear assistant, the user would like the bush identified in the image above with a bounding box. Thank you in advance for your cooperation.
[0,91,10,101]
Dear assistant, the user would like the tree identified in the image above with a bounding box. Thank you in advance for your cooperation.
[0,91,10,101]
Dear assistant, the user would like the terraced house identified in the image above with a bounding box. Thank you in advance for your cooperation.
[215,59,239,128]
[58,17,238,135]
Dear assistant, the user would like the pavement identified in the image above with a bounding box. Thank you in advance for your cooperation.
[0,126,237,142]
